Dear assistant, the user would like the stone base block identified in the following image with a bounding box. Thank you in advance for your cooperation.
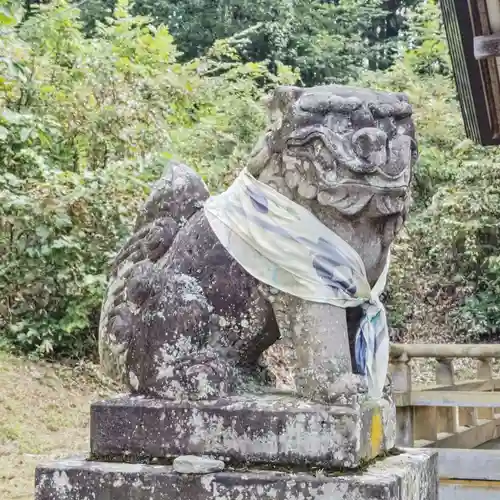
[90,393,396,468]
[35,450,437,500]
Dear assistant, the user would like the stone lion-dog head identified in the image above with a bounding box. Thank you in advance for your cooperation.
[246,85,418,285]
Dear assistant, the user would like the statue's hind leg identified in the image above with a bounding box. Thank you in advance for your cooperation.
[121,264,240,400]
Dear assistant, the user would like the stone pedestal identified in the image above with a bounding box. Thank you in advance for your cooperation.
[90,394,396,468]
[35,450,437,500]
[34,393,438,500]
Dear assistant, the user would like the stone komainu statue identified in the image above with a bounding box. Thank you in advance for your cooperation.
[99,85,417,402]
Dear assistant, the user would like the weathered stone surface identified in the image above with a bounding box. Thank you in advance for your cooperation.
[98,84,417,403]
[173,455,225,474]
[35,450,437,500]
[98,161,212,385]
[266,293,362,404]
[90,393,396,468]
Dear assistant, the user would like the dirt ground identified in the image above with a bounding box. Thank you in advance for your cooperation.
[0,352,118,500]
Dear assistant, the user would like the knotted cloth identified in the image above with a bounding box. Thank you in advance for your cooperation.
[204,168,390,398]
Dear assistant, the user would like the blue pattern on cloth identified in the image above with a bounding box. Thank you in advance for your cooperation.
[204,168,390,398]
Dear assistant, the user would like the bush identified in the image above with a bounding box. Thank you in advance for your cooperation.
[358,1,500,343]
[80,0,395,86]
[0,0,297,357]
[5,0,500,358]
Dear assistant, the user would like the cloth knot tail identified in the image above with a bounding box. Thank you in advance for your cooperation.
[354,301,389,399]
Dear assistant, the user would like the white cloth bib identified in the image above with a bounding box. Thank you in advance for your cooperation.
[204,168,390,398]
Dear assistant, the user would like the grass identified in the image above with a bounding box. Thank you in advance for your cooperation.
[0,352,118,500]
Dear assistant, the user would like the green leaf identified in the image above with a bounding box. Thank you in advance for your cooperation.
[0,6,16,26]
[51,238,69,249]
[0,125,8,140]
[20,127,32,142]
[1,109,25,124]
[35,225,50,240]
[36,128,52,147]
[2,172,21,186]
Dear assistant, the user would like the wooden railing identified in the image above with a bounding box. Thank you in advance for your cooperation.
[389,343,500,449]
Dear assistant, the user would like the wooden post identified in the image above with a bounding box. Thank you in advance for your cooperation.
[414,358,438,442]
[391,353,414,446]
[389,343,500,447]
[435,358,459,434]
[477,358,495,420]
[391,343,500,358]
[414,406,438,442]
[459,406,479,427]
[478,357,493,379]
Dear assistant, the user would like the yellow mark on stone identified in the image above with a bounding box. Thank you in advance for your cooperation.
[370,410,383,458]
[440,478,500,490]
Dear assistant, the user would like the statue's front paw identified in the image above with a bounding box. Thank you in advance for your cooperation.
[325,374,368,405]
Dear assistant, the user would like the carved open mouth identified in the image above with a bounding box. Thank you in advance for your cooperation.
[336,180,409,196]
[316,183,410,217]
[279,121,415,220]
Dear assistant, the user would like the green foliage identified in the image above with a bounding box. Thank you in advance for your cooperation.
[403,0,451,76]
[359,0,500,343]
[81,0,404,86]
[363,0,422,71]
[422,155,500,340]
[0,0,295,357]
[7,0,500,357]
[131,0,294,62]
[289,0,386,85]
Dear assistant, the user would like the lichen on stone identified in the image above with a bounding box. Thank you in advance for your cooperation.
[98,84,416,406]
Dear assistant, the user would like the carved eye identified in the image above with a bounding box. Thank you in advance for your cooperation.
[352,129,387,159]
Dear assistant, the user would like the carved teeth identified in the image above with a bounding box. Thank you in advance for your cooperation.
[317,188,372,216]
